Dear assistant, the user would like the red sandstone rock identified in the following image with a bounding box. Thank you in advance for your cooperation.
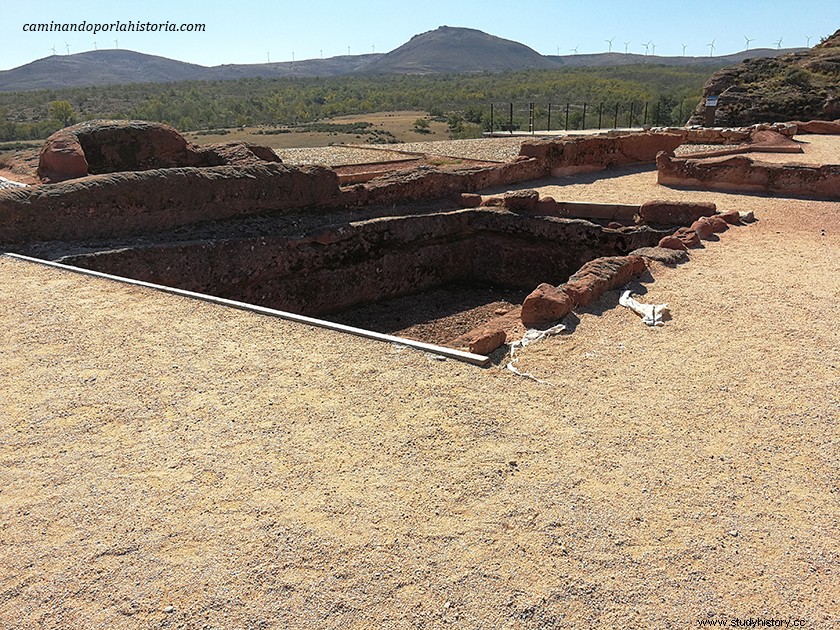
[521,283,574,329]
[743,130,804,154]
[0,163,341,243]
[37,132,88,182]
[520,131,683,177]
[502,189,540,212]
[639,199,717,225]
[690,218,714,239]
[466,329,507,355]
[718,210,741,225]
[791,120,840,134]
[199,142,282,166]
[674,227,701,248]
[658,235,688,251]
[706,215,729,233]
[562,255,647,307]
[458,193,483,208]
[449,308,523,355]
[657,152,840,200]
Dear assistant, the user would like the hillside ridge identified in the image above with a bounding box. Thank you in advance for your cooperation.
[0,26,807,92]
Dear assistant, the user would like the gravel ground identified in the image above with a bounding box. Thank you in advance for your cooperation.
[273,145,419,166]
[276,137,527,166]
[1,136,838,628]
[673,143,747,156]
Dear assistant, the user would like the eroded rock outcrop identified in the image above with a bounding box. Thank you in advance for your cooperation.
[689,29,840,126]
[37,120,281,183]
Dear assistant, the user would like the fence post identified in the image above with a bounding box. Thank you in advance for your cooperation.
[547,103,552,132]
[565,103,570,131]
[529,102,535,134]
[582,103,587,130]
[643,101,648,125]
[614,103,619,129]
[490,103,494,135]
[598,102,603,129]
[679,101,684,126]
[629,102,634,128]
[509,102,513,135]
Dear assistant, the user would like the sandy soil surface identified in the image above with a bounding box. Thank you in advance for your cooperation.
[1,137,838,628]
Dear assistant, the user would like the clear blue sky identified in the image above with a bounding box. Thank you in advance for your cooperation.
[3,0,838,71]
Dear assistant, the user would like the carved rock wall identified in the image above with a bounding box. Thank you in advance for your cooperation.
[58,209,663,317]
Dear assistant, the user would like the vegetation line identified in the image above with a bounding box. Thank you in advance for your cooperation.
[0,65,713,142]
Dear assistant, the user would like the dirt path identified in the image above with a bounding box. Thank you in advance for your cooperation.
[1,138,838,628]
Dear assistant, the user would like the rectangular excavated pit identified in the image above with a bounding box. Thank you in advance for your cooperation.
[31,207,665,354]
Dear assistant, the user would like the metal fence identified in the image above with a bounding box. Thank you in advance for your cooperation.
[488,99,689,134]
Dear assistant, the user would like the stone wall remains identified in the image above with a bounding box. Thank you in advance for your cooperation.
[518,131,684,176]
[0,163,340,244]
[58,209,664,317]
[657,153,840,199]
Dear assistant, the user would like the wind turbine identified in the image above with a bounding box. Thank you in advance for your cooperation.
[114,39,119,49]
[605,36,615,52]
[571,44,579,54]
[744,35,755,49]
[651,42,656,55]
[774,37,783,49]
[51,45,57,55]
[707,39,716,57]
[372,44,375,53]
[623,41,630,54]
[64,41,70,55]
[681,43,687,56]
[266,51,270,62]
[805,35,812,47]
[642,41,651,55]
[556,45,560,56]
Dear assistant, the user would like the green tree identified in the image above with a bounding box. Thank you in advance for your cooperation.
[413,118,431,134]
[50,100,76,127]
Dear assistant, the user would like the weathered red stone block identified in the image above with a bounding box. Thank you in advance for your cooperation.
[673,227,702,248]
[521,283,573,328]
[658,235,688,251]
[718,210,741,225]
[561,255,647,307]
[690,218,714,239]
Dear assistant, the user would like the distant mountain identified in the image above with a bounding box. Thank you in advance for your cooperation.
[689,28,840,125]
[546,48,808,68]
[0,26,808,92]
[0,50,215,91]
[0,49,381,91]
[364,26,558,73]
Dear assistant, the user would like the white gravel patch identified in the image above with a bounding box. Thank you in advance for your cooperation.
[0,176,27,189]
[275,137,530,166]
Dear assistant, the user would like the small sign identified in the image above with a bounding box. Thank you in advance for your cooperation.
[705,95,719,107]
